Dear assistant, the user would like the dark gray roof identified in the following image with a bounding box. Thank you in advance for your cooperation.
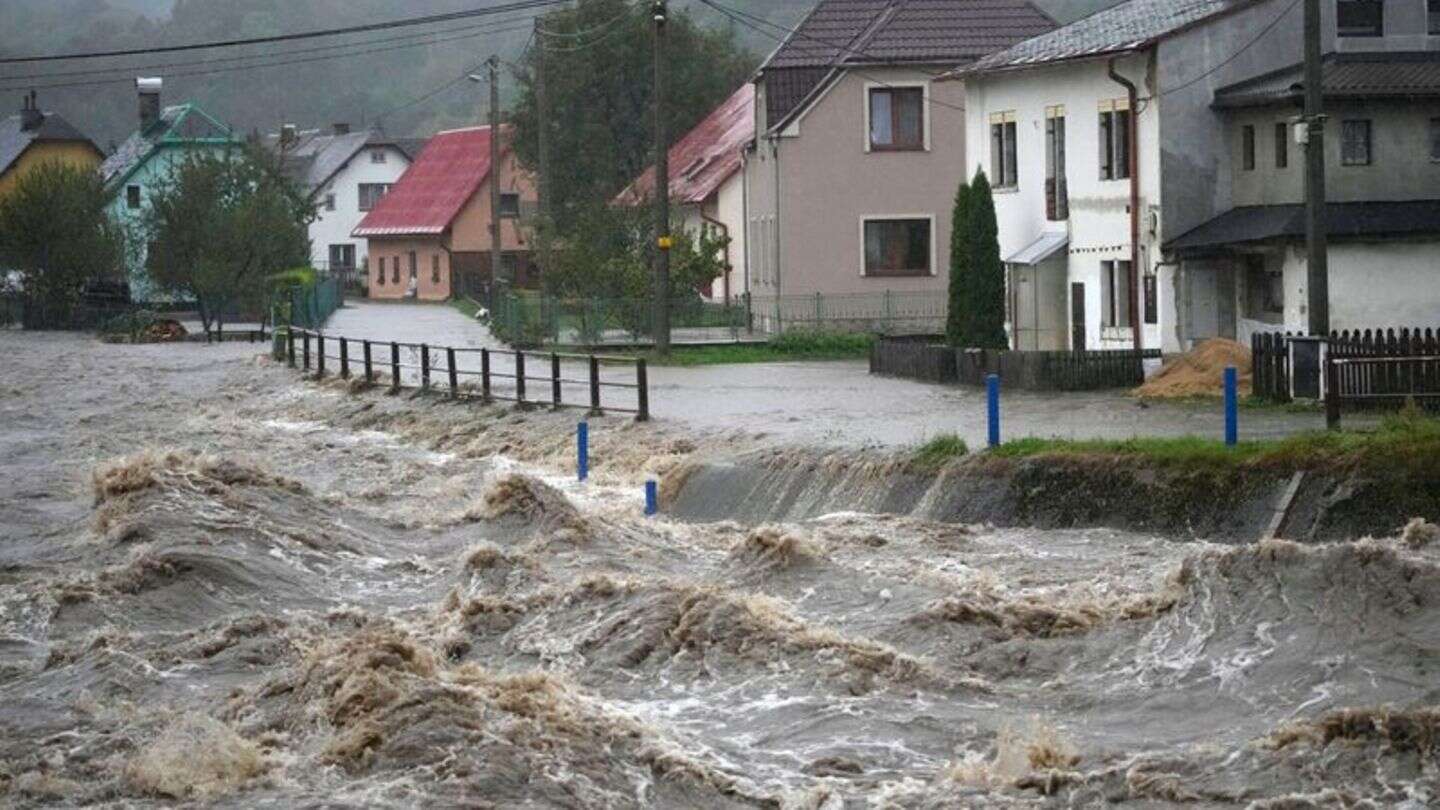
[261,128,416,193]
[1165,200,1440,253]
[0,110,100,177]
[761,0,1056,128]
[1213,51,1440,108]
[100,104,234,186]
[954,0,1255,75]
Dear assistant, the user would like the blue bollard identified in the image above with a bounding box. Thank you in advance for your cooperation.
[986,373,1001,449]
[1224,366,1238,447]
[644,480,658,516]
[577,422,589,482]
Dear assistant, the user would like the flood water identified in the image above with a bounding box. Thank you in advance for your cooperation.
[1,332,1437,808]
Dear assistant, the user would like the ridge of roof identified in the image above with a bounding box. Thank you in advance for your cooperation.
[352,125,504,238]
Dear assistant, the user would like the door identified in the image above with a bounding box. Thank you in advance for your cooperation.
[1071,282,1086,351]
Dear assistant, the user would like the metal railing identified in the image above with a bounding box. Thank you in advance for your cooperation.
[286,329,649,420]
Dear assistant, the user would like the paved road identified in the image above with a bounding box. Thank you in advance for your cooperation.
[318,300,1350,449]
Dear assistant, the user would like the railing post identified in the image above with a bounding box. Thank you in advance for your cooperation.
[390,341,401,393]
[363,340,373,384]
[986,373,1000,448]
[316,334,326,378]
[589,355,602,414]
[302,331,311,371]
[287,328,296,368]
[420,344,430,391]
[636,359,650,422]
[481,348,492,402]
[1325,353,1341,431]
[1224,366,1238,446]
[447,347,459,397]
[551,353,562,409]
[339,338,350,379]
[515,352,527,404]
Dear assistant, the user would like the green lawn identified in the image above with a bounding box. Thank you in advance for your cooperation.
[451,297,482,319]
[620,331,875,367]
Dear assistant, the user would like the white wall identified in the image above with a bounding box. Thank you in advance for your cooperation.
[312,143,410,270]
[963,52,1173,352]
[1282,240,1440,333]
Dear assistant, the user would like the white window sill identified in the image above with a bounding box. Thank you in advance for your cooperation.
[993,186,1020,195]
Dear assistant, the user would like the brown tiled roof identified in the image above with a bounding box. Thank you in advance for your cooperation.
[761,0,1055,128]
[1213,51,1440,108]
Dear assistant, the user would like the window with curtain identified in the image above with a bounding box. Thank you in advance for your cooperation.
[1100,108,1132,180]
[868,87,925,151]
[1045,111,1068,220]
[990,116,1018,187]
[863,219,931,277]
[1341,119,1372,165]
[1100,260,1133,328]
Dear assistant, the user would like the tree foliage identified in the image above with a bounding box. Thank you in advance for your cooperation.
[143,145,312,331]
[966,169,1009,350]
[945,178,971,347]
[509,0,756,230]
[0,160,126,311]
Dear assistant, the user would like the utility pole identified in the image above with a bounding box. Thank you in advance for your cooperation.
[488,55,504,288]
[1303,0,1329,335]
[535,18,552,274]
[652,0,672,356]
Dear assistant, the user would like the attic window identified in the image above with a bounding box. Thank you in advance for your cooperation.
[126,185,142,210]
[371,150,386,164]
[499,193,521,218]
[682,156,711,180]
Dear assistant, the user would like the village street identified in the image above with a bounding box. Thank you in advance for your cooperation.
[323,300,1348,449]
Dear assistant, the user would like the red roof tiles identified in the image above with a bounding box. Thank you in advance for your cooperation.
[353,126,497,238]
[616,83,754,207]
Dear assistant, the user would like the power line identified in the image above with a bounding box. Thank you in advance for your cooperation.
[0,13,545,84]
[1160,0,1302,97]
[0,22,537,93]
[0,0,572,64]
[371,67,484,126]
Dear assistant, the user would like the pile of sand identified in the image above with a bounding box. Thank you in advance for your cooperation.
[1133,338,1252,399]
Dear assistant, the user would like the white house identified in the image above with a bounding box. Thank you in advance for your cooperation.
[265,124,421,280]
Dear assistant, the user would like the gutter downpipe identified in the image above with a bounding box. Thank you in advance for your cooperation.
[1108,55,1143,354]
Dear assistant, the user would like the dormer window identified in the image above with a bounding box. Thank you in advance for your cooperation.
[867,86,925,151]
[1337,0,1383,37]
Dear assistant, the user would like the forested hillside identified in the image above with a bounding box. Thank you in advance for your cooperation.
[0,0,1119,149]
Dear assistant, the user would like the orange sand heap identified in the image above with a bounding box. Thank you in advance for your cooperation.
[1133,338,1252,399]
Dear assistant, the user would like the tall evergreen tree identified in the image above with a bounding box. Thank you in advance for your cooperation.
[945,178,972,347]
[966,169,1009,350]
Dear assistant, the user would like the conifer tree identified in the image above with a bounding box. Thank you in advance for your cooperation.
[966,169,1009,350]
[945,178,971,347]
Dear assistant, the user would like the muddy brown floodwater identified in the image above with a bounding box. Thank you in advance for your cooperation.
[1,331,1438,809]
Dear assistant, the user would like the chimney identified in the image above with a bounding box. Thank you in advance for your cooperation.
[19,90,43,131]
[280,124,298,147]
[332,122,351,135]
[137,77,162,131]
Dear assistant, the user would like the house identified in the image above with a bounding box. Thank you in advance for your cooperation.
[0,91,104,202]
[616,83,754,303]
[262,124,420,283]
[742,0,1057,328]
[953,0,1440,353]
[100,78,239,303]
[352,125,536,301]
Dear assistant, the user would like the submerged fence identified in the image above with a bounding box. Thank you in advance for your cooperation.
[1255,328,1440,409]
[286,329,649,419]
[870,336,1159,391]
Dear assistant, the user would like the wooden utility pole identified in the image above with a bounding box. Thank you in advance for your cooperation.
[1303,0,1329,335]
[535,18,552,271]
[488,55,504,287]
[652,0,672,356]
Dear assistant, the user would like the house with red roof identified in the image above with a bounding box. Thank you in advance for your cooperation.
[616,83,754,303]
[353,125,536,301]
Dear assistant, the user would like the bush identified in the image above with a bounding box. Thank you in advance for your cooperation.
[769,330,874,355]
[913,433,969,470]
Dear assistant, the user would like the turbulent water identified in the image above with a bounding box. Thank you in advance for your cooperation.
[2,332,1438,808]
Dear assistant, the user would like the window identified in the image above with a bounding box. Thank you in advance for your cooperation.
[1275,122,1289,168]
[1430,118,1440,161]
[862,218,931,277]
[370,149,386,164]
[358,183,390,211]
[1100,260,1134,328]
[408,251,417,280]
[1243,255,1284,317]
[377,257,386,286]
[1099,104,1132,180]
[1143,273,1158,325]
[431,254,441,284]
[1337,0,1383,37]
[989,113,1018,187]
[499,192,521,218]
[324,193,336,212]
[1431,0,1440,34]
[328,244,355,271]
[126,185,141,209]
[1045,107,1068,220]
[392,258,400,284]
[1242,125,1256,171]
[1341,119,1372,165]
[868,86,925,151]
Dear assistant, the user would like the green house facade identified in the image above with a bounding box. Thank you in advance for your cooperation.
[101,80,238,303]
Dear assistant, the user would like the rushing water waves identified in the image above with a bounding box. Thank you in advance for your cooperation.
[1,333,1438,808]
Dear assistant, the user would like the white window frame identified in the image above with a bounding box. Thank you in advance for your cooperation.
[857,214,937,278]
[862,81,931,154]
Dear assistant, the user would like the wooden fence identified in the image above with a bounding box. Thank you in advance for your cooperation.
[1255,328,1440,409]
[871,337,1159,391]
[287,329,649,420]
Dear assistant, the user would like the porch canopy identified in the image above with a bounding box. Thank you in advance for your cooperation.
[1005,231,1069,265]
[1166,200,1440,254]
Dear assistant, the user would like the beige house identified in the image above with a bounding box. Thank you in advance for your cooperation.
[742,0,1055,330]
